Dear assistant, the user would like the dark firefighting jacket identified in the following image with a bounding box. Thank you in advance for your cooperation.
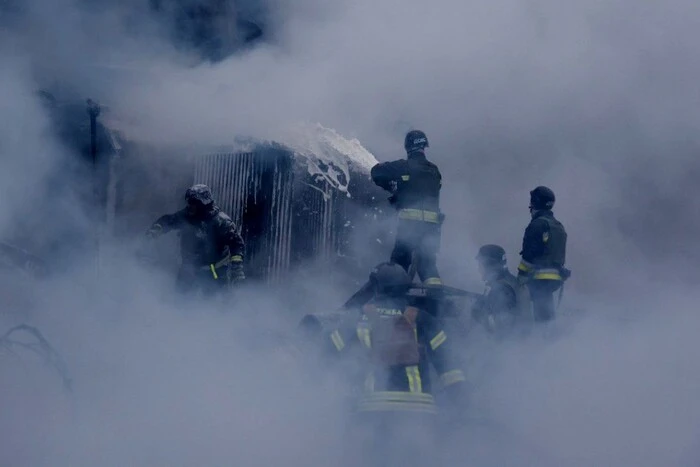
[149,205,245,271]
[370,153,442,224]
[325,297,466,414]
[518,210,567,281]
[472,269,531,330]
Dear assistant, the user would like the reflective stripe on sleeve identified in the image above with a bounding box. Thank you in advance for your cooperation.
[430,331,447,350]
[406,366,422,393]
[440,369,466,387]
[330,330,345,351]
[397,209,440,223]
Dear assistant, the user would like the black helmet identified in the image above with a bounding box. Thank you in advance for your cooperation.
[404,130,429,153]
[476,244,507,266]
[185,184,214,206]
[529,186,555,210]
[369,262,412,297]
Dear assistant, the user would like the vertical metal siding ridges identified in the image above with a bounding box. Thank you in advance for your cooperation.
[193,150,366,284]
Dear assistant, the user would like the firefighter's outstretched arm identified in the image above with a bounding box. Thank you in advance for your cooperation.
[146,210,186,238]
[370,161,403,192]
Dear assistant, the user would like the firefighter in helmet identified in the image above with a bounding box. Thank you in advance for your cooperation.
[324,262,466,466]
[517,186,569,322]
[370,130,443,287]
[145,184,245,294]
[471,244,531,334]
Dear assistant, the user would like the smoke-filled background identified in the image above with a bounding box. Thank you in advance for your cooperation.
[1,0,700,466]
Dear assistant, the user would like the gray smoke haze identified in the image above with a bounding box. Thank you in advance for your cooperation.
[2,0,700,465]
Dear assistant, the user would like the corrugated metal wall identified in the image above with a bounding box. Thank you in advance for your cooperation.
[193,149,294,284]
[192,147,389,287]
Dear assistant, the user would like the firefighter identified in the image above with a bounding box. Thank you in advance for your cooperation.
[145,184,245,295]
[371,130,443,287]
[517,186,570,322]
[324,262,466,466]
[471,244,530,334]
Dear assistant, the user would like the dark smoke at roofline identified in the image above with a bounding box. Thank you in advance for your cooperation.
[1,0,700,465]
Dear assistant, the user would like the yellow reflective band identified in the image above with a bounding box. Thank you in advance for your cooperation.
[401,175,410,181]
[357,392,436,413]
[330,330,345,351]
[534,272,562,280]
[440,369,466,387]
[209,264,219,279]
[518,261,532,272]
[406,366,422,393]
[430,331,447,350]
[356,327,371,348]
[424,277,442,285]
[397,209,440,223]
[209,254,245,270]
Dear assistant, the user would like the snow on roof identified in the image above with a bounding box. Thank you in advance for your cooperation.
[281,122,379,197]
[99,112,379,198]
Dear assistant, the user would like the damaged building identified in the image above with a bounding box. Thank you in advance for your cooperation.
[117,124,395,289]
[20,95,395,293]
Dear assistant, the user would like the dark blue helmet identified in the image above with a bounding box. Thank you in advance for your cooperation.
[529,186,555,210]
[404,130,429,153]
[476,244,507,266]
[370,262,412,297]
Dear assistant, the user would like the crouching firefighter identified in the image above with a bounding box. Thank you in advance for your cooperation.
[471,244,531,335]
[145,184,245,295]
[371,130,444,287]
[324,262,467,467]
[517,186,570,322]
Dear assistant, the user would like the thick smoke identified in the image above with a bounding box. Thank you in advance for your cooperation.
[2,0,700,465]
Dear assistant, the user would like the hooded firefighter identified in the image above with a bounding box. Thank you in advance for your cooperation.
[145,184,245,294]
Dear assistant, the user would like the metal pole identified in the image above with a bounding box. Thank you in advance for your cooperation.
[87,99,100,168]
[86,99,101,272]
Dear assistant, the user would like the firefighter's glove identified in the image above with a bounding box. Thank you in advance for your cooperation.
[145,224,163,239]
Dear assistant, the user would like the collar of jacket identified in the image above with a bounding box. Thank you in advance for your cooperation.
[406,150,426,159]
[531,209,553,220]
[485,267,508,285]
[187,204,220,222]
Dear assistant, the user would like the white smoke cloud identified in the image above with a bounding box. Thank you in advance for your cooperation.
[2,0,700,465]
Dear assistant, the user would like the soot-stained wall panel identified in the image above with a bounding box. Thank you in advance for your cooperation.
[193,147,293,283]
[193,144,391,286]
